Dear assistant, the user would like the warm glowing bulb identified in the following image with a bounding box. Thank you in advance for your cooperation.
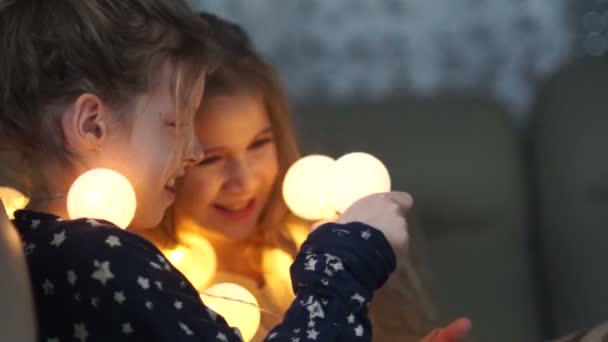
[331,152,391,213]
[67,168,136,229]
[164,233,217,291]
[202,283,261,342]
[282,155,337,220]
[0,187,29,219]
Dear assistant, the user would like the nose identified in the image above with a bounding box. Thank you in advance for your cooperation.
[225,159,257,194]
[183,135,204,168]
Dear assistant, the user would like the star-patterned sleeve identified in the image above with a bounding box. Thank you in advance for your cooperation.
[265,223,396,341]
[14,211,395,342]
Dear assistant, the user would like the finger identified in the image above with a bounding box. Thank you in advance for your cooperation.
[385,191,414,212]
[434,317,472,342]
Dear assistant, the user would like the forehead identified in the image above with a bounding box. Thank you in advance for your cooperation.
[195,93,270,145]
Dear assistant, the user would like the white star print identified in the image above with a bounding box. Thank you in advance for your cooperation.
[268,332,278,340]
[74,323,88,342]
[91,260,114,285]
[24,243,36,255]
[154,281,163,290]
[50,230,66,247]
[105,235,121,247]
[217,332,228,341]
[114,291,126,304]
[306,300,325,319]
[307,328,319,340]
[179,322,193,336]
[354,325,364,337]
[122,323,134,334]
[347,314,355,324]
[31,219,40,229]
[180,280,187,288]
[145,301,153,310]
[308,320,316,328]
[304,256,317,271]
[157,254,171,271]
[91,297,99,308]
[149,262,162,270]
[206,307,217,321]
[351,292,365,304]
[86,219,101,227]
[137,276,150,289]
[74,292,81,301]
[291,337,300,342]
[361,230,372,240]
[233,328,243,340]
[42,279,54,295]
[174,300,183,310]
[67,270,77,285]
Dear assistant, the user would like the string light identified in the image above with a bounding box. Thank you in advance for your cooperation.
[67,168,136,229]
[202,283,261,342]
[0,186,29,219]
[282,155,337,220]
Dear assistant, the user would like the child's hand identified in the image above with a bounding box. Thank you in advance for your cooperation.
[421,318,472,342]
[335,192,412,255]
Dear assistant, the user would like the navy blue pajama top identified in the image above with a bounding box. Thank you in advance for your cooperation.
[13,210,396,341]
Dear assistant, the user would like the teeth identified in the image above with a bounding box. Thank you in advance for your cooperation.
[166,179,175,188]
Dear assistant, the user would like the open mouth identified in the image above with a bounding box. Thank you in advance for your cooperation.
[164,179,176,195]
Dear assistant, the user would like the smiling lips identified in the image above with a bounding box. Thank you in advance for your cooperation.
[213,199,256,220]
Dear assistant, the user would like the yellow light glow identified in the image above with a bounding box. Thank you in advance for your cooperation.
[67,168,136,229]
[202,283,261,342]
[164,233,217,291]
[262,248,296,310]
[282,155,337,220]
[0,186,29,219]
[331,152,391,213]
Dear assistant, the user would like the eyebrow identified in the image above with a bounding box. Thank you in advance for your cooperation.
[203,126,274,153]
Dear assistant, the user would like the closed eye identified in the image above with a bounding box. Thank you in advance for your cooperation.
[249,137,274,150]
[198,155,222,166]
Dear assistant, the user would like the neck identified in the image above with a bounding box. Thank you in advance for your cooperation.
[26,161,78,220]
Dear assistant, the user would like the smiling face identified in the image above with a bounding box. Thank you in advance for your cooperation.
[174,92,279,241]
[100,64,205,230]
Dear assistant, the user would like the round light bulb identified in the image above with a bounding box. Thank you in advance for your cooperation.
[165,233,217,291]
[0,186,29,219]
[67,168,136,229]
[202,283,261,342]
[282,155,337,220]
[331,152,391,213]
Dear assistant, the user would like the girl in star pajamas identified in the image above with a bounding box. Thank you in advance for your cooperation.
[0,1,411,341]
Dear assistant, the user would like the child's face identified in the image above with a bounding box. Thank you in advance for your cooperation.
[175,93,279,241]
[100,66,205,230]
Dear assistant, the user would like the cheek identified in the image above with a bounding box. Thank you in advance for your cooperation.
[255,148,280,191]
[178,169,222,207]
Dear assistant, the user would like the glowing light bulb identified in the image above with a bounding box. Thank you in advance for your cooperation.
[164,233,217,291]
[331,152,391,213]
[282,155,337,220]
[202,283,261,342]
[0,187,29,219]
[67,168,136,229]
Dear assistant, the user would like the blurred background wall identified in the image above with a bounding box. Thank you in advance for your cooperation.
[189,0,574,122]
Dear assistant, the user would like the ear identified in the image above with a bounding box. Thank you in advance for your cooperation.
[62,93,110,152]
